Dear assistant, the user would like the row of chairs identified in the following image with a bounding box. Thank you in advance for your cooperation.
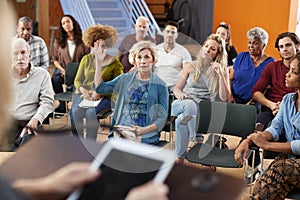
[184,101,300,198]
[52,63,300,198]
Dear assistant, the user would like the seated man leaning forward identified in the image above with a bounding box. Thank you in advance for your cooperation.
[94,40,169,145]
[5,38,54,151]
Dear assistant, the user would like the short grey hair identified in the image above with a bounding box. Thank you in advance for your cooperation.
[247,27,269,46]
[128,40,157,65]
[136,16,150,26]
[18,16,33,26]
[12,38,30,52]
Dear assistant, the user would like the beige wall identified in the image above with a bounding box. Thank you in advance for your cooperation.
[37,0,63,48]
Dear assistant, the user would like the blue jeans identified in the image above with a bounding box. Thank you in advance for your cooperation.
[70,94,113,141]
[171,99,199,158]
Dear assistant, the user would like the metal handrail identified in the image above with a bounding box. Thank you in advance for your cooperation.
[59,0,161,37]
[121,0,162,37]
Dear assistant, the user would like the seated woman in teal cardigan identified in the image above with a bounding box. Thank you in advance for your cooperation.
[94,40,169,144]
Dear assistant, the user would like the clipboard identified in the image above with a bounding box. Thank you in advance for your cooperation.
[0,131,102,183]
[0,132,244,200]
[79,98,102,108]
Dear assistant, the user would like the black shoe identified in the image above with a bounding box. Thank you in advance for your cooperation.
[54,107,66,114]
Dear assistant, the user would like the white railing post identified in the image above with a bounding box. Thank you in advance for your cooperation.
[120,0,162,38]
[60,0,160,37]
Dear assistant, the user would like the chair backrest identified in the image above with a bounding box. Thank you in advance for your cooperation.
[65,62,80,86]
[196,101,256,139]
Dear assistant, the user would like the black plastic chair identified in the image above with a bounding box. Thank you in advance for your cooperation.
[185,101,257,168]
[161,93,176,145]
[52,62,80,126]
[96,109,113,121]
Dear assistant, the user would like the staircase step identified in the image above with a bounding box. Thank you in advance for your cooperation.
[94,17,129,27]
[90,8,123,18]
[87,0,119,8]
[116,27,132,33]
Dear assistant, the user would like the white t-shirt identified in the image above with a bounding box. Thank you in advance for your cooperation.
[67,40,76,60]
[154,43,192,88]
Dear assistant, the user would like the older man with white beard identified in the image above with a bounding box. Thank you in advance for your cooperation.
[5,38,54,151]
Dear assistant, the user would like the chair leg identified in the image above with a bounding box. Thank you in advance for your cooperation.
[169,123,174,149]
[244,150,256,196]
[52,111,56,129]
[250,150,255,194]
[260,149,265,174]
[163,130,167,141]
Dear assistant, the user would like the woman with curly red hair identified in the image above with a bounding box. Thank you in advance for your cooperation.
[71,24,123,140]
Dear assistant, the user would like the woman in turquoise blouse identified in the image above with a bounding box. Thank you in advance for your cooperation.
[94,41,168,145]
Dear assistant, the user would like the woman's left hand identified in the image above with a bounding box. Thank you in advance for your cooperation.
[228,94,235,103]
[60,69,65,78]
[234,138,251,164]
[12,162,101,200]
[91,91,100,101]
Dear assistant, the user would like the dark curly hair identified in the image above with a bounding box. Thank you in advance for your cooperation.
[57,15,83,48]
[83,24,118,48]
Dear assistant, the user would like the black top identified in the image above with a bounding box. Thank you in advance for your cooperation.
[226,44,238,66]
